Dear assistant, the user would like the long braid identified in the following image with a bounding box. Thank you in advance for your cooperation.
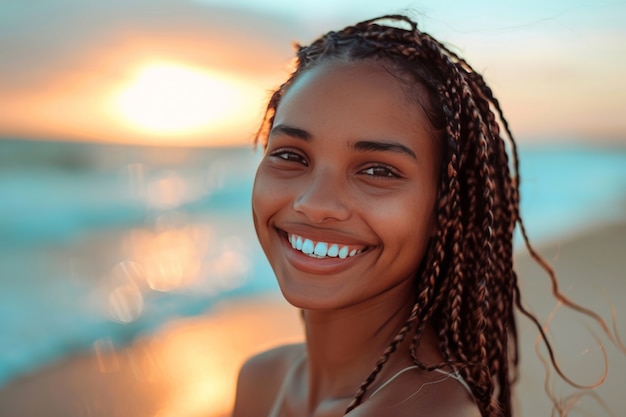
[414,25,503,414]
[467,95,498,413]
[474,83,520,386]
[409,188,454,362]
[255,14,622,417]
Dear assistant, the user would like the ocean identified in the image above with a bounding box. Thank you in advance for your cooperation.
[0,138,625,389]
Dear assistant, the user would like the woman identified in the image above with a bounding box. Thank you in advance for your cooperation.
[232,14,618,417]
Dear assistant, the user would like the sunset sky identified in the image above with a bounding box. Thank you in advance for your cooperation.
[1,0,625,146]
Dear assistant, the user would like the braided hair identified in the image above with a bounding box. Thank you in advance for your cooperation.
[255,14,620,417]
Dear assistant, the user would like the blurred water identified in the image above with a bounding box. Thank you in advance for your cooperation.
[0,138,625,388]
[516,144,626,244]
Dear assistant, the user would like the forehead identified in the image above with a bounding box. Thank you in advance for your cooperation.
[273,60,435,151]
[279,60,412,115]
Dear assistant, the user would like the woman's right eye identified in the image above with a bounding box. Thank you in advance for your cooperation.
[270,150,308,166]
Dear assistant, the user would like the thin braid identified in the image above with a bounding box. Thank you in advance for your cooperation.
[345,303,421,413]
[435,62,467,363]
[488,101,519,397]
[408,193,454,362]
[470,103,497,405]
[439,153,468,363]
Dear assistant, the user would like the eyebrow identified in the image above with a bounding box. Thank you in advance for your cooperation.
[353,140,417,160]
[270,123,417,160]
[270,124,311,141]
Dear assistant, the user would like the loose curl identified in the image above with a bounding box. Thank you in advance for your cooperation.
[255,14,623,417]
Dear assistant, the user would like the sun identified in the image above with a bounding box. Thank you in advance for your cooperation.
[112,63,252,136]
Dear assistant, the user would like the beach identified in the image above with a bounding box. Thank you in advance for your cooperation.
[0,221,624,417]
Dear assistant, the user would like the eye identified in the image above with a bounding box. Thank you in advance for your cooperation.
[270,149,308,166]
[360,164,400,178]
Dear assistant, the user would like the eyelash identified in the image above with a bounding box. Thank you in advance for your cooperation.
[270,149,308,165]
[360,164,401,179]
[268,149,401,179]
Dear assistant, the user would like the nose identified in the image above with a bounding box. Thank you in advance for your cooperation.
[293,168,350,223]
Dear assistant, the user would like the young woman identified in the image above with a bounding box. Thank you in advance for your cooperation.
[232,14,620,417]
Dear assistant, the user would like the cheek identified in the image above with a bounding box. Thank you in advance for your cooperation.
[251,172,270,228]
[376,192,437,250]
[251,172,275,257]
[251,166,288,230]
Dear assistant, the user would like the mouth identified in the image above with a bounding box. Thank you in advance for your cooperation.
[284,232,371,259]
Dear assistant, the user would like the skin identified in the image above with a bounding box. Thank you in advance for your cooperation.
[234,60,480,417]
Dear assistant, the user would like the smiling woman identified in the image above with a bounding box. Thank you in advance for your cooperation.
[111,62,254,137]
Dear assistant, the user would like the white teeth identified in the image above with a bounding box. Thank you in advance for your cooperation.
[314,242,328,256]
[288,234,365,259]
[301,239,314,255]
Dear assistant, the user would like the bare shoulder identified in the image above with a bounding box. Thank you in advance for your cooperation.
[353,368,482,417]
[232,343,305,417]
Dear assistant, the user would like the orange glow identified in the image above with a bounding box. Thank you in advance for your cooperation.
[151,297,304,417]
[0,31,282,146]
[111,63,254,137]
[125,224,209,292]
[94,217,253,325]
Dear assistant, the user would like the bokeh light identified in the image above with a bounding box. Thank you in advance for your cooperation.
[108,284,144,323]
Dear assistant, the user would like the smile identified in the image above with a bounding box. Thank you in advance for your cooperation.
[287,233,368,259]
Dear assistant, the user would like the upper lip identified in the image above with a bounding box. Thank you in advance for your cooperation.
[275,223,375,248]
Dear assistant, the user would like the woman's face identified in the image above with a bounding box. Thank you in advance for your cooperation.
[252,60,440,310]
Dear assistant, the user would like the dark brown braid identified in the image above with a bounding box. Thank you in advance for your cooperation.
[255,14,623,417]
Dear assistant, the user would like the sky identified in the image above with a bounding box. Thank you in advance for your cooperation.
[0,0,625,146]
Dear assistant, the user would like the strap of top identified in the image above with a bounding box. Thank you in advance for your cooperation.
[369,366,474,399]
[270,360,473,415]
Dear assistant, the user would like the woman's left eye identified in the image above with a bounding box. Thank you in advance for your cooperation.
[360,165,399,178]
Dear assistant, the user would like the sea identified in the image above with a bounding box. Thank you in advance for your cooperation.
[0,137,625,389]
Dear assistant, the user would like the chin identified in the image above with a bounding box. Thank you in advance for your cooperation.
[277,284,353,312]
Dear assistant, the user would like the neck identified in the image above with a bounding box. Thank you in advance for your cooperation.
[301,289,416,404]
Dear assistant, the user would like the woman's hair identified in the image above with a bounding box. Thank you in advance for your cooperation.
[255,14,622,417]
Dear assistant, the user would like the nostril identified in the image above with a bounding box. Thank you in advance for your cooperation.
[293,186,350,223]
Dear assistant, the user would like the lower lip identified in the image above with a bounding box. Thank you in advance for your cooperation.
[278,232,369,275]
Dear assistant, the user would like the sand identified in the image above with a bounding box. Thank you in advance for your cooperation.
[0,222,624,417]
